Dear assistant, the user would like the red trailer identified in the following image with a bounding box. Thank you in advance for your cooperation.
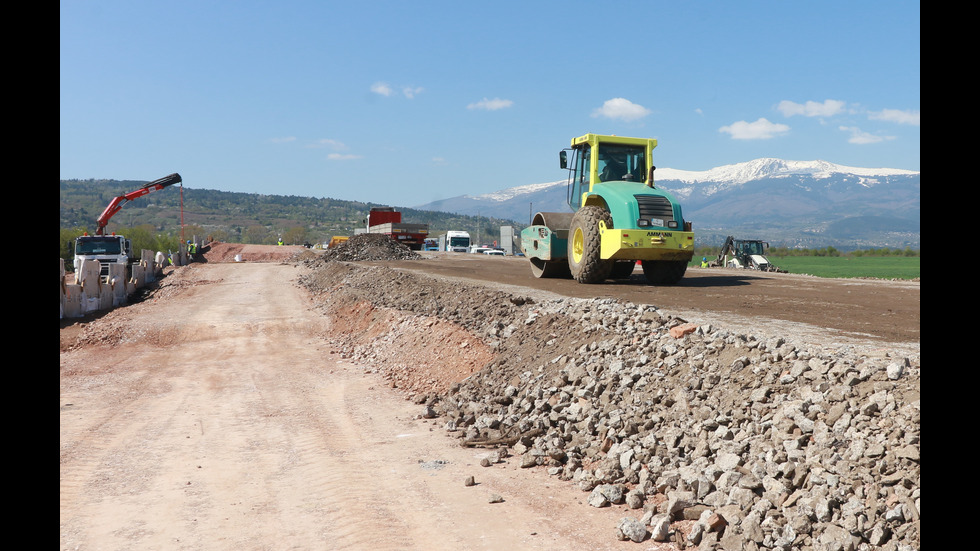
[366,207,429,250]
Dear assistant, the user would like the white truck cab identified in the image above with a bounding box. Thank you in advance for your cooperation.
[74,233,133,281]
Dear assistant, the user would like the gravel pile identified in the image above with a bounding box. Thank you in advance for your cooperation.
[301,262,920,550]
[307,233,422,263]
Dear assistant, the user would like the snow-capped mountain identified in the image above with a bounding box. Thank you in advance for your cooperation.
[655,158,919,204]
[655,158,916,186]
[413,158,920,249]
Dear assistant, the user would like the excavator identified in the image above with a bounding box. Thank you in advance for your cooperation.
[709,235,787,272]
[73,173,182,280]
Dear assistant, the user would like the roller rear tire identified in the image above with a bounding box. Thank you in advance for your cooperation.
[641,260,688,285]
[610,260,636,279]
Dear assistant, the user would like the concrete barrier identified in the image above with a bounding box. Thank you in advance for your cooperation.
[79,261,104,314]
[142,249,156,283]
[98,281,114,310]
[75,258,102,287]
[60,258,67,318]
[63,283,82,318]
[131,263,146,290]
[81,276,101,314]
[108,263,128,307]
[60,250,176,319]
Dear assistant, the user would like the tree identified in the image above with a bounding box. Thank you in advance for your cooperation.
[207,228,231,243]
[283,226,308,245]
[60,227,86,268]
[242,225,271,244]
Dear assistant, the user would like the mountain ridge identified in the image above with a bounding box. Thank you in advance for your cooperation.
[413,158,920,250]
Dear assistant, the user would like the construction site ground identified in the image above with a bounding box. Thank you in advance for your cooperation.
[60,242,920,550]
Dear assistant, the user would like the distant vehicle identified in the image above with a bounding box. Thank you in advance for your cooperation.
[483,249,505,256]
[365,207,428,250]
[470,246,493,254]
[445,230,470,252]
[327,236,350,249]
[709,236,787,272]
[423,238,440,251]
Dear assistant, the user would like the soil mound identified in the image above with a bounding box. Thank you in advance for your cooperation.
[202,241,309,263]
[310,233,422,263]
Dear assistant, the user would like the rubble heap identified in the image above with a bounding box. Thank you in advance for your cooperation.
[300,261,920,551]
[308,234,422,264]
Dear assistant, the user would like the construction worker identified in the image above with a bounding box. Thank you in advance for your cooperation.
[700,257,708,268]
[277,236,284,246]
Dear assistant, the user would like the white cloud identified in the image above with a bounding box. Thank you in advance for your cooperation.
[370,82,394,96]
[307,139,348,150]
[402,86,424,99]
[776,99,846,118]
[467,97,514,110]
[372,82,423,99]
[327,153,362,160]
[868,108,920,126]
[309,139,360,158]
[719,118,790,140]
[591,98,651,122]
[839,126,896,144]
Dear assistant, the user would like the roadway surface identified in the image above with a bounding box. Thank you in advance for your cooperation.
[60,247,919,550]
[362,252,920,350]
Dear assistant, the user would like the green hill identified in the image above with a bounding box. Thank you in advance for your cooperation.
[60,178,523,247]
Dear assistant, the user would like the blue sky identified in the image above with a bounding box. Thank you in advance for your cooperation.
[60,1,920,209]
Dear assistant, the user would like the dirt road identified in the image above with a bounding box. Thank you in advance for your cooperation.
[60,260,651,551]
[60,247,919,550]
[365,252,920,348]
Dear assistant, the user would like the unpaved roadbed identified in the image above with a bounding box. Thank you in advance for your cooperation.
[61,261,654,550]
[61,244,919,550]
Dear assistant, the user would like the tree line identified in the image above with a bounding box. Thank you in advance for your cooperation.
[61,178,919,269]
[60,178,521,265]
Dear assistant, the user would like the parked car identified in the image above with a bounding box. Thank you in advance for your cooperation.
[483,249,505,256]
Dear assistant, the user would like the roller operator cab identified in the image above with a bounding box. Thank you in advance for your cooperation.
[520,134,694,284]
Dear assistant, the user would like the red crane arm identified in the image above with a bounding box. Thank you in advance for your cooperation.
[95,173,182,235]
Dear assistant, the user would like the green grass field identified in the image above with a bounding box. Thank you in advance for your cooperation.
[691,255,920,279]
[764,256,919,279]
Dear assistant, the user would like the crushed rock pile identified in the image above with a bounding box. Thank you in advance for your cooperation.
[305,233,422,264]
[299,261,920,551]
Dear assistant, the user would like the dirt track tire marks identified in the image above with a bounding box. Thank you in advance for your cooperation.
[62,262,641,551]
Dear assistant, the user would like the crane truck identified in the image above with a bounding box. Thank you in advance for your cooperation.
[72,173,182,280]
[520,133,694,284]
